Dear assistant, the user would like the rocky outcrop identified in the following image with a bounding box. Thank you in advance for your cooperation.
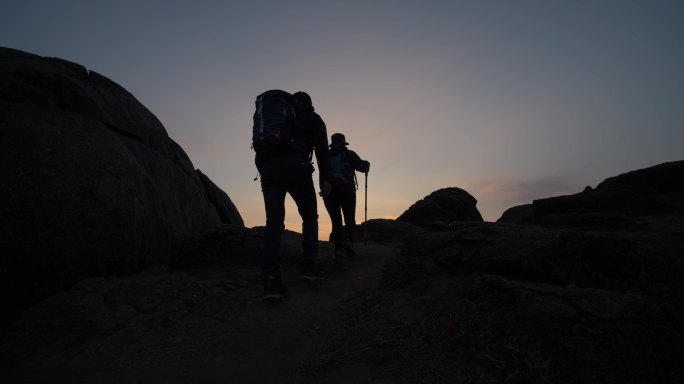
[390,222,684,383]
[397,187,484,226]
[389,161,684,382]
[498,160,684,225]
[0,47,243,324]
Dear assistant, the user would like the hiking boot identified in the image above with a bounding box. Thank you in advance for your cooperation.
[342,242,357,259]
[332,249,347,263]
[263,285,288,301]
[263,275,288,301]
[299,268,326,281]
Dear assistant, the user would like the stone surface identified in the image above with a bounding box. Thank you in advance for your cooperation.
[0,47,243,324]
[390,222,684,383]
[397,187,484,226]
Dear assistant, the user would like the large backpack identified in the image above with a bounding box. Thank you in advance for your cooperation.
[252,90,296,154]
[330,150,356,187]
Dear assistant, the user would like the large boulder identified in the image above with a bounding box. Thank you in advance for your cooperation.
[398,187,484,226]
[498,160,684,225]
[0,47,243,324]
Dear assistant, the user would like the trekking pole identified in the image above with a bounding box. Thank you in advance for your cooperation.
[364,172,368,245]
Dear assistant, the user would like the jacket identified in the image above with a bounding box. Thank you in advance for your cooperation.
[292,104,333,185]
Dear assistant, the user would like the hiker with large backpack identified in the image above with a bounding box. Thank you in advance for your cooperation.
[323,133,370,261]
[253,90,332,301]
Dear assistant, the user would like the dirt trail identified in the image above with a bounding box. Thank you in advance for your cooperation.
[0,240,400,384]
[192,240,400,384]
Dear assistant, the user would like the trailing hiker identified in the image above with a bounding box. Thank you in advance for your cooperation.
[323,133,370,261]
[253,90,332,301]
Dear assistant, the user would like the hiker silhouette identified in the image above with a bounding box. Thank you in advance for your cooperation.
[323,133,370,260]
[253,90,332,301]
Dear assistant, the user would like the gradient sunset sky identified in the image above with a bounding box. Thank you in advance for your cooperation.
[3,1,683,236]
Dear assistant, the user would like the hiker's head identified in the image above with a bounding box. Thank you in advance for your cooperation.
[329,133,349,148]
[293,91,312,106]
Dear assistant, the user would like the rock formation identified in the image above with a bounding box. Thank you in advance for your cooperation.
[398,187,484,226]
[498,160,684,226]
[383,160,684,382]
[387,220,684,383]
[0,47,243,324]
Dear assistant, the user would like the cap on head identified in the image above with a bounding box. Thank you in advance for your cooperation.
[292,91,312,106]
[330,133,349,147]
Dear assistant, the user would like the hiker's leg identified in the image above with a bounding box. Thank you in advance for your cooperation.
[341,185,357,244]
[288,164,318,269]
[324,189,344,252]
[260,172,287,283]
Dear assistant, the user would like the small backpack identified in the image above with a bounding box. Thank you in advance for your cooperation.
[252,90,295,154]
[330,150,355,187]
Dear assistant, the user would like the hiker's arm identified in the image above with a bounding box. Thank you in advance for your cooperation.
[349,150,370,173]
[312,116,332,184]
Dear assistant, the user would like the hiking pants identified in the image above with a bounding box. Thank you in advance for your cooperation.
[259,155,319,282]
[324,184,357,252]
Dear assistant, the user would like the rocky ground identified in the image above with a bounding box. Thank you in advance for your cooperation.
[0,228,401,384]
[3,212,682,384]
